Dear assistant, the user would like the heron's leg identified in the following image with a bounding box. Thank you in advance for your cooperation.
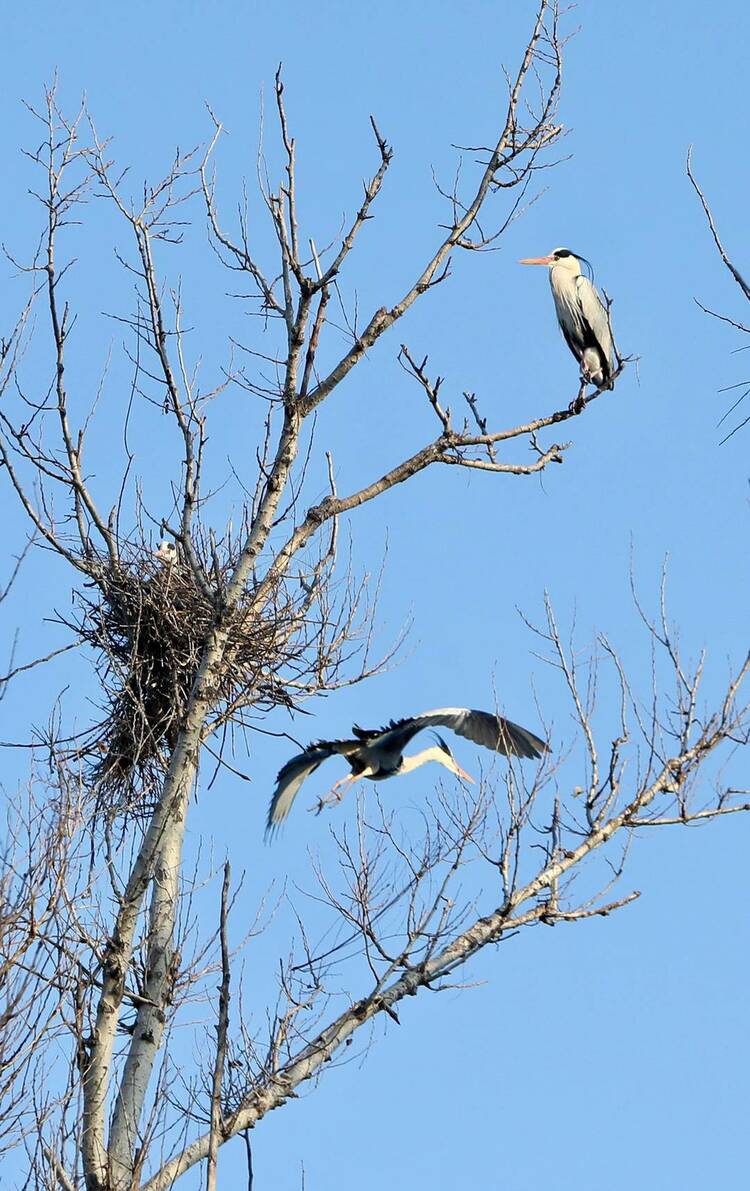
[569,377,588,414]
[312,773,360,815]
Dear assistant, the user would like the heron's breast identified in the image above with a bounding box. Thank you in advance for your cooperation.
[550,279,583,323]
[350,754,371,777]
[368,752,403,781]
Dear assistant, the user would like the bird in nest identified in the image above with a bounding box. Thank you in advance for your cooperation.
[154,540,178,565]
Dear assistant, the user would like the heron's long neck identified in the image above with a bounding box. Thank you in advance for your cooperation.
[399,746,450,775]
[550,262,581,306]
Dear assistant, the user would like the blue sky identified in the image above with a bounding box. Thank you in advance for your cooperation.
[1,2,749,1188]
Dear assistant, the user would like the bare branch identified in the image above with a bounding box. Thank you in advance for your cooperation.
[687,147,750,303]
[206,863,231,1191]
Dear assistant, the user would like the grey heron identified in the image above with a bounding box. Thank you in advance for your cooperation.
[520,248,615,390]
[266,707,547,834]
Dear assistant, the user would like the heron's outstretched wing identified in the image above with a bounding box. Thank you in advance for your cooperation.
[575,276,614,377]
[266,739,356,834]
[362,708,547,760]
[411,708,546,759]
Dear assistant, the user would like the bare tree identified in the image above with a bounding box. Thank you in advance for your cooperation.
[0,5,747,1189]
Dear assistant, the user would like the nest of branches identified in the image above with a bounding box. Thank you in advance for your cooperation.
[73,551,296,816]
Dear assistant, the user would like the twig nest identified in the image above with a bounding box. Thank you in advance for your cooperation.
[77,546,293,817]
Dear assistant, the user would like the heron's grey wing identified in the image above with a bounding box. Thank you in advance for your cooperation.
[575,276,614,373]
[266,742,339,834]
[409,708,547,759]
[549,272,588,365]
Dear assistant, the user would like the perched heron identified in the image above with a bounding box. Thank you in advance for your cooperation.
[520,248,615,390]
[266,707,547,834]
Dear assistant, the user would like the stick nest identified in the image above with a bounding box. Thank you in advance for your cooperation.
[76,552,293,816]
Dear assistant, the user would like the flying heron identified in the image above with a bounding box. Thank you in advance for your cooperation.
[266,707,547,835]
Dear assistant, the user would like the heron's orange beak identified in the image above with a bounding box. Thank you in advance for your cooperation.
[454,762,475,784]
[519,255,553,266]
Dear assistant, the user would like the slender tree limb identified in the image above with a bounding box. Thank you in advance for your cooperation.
[687,147,750,303]
[206,863,232,1191]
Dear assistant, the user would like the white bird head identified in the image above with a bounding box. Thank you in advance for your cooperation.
[519,248,592,278]
[154,541,177,564]
[431,733,475,783]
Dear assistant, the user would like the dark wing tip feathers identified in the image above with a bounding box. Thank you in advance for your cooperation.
[503,720,547,759]
[486,714,547,760]
[432,731,453,755]
[266,741,334,839]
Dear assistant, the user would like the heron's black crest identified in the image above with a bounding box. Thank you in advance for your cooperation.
[553,247,595,282]
[432,732,453,756]
[578,256,595,282]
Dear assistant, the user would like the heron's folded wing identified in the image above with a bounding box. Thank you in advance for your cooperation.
[576,276,614,371]
[410,708,547,759]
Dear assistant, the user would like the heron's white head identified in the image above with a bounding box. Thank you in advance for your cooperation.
[154,540,177,564]
[440,750,475,783]
[399,735,475,782]
[519,247,585,277]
